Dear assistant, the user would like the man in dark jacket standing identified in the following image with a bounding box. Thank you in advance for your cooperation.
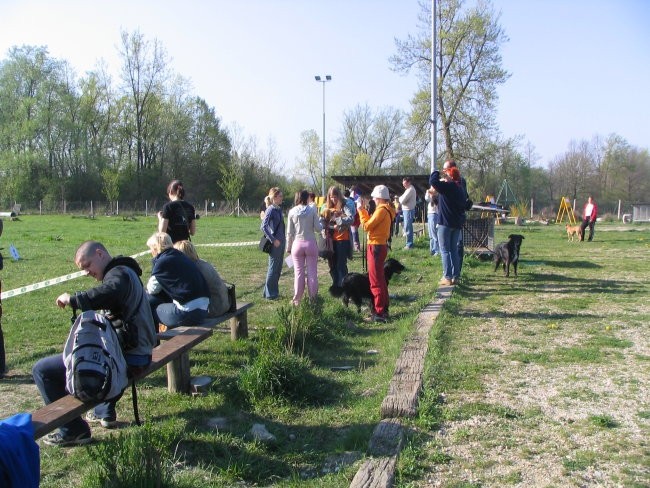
[32,241,157,446]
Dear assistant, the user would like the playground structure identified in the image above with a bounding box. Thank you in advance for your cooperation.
[555,197,577,224]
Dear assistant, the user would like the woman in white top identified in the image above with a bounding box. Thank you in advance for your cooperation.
[286,190,322,305]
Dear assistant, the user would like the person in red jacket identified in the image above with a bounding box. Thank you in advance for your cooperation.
[580,196,598,242]
[357,185,396,322]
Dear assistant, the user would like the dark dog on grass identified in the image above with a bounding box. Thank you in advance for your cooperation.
[330,258,405,312]
[494,234,524,277]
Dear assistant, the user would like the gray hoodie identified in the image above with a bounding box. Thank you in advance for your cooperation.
[286,204,321,250]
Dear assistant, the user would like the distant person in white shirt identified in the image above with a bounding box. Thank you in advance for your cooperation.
[580,196,598,241]
[399,177,417,249]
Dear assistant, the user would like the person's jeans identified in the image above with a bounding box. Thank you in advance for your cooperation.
[580,218,595,241]
[328,239,350,288]
[368,244,389,316]
[437,225,461,279]
[148,294,208,328]
[264,238,285,298]
[427,212,439,255]
[291,239,318,305]
[403,209,415,248]
[32,354,90,437]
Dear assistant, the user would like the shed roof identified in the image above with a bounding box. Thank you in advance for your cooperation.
[330,174,430,198]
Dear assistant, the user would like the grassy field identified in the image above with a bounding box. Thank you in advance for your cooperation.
[399,222,650,487]
[0,215,648,487]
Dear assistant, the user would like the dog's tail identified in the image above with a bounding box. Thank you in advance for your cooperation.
[329,285,344,297]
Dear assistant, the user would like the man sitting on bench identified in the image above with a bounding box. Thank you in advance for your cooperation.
[32,241,157,447]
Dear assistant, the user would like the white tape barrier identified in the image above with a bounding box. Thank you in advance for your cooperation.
[0,241,259,300]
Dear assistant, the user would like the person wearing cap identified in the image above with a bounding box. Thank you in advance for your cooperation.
[429,166,466,286]
[356,185,396,322]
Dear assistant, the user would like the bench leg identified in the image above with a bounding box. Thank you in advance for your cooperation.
[167,352,190,393]
[229,311,249,340]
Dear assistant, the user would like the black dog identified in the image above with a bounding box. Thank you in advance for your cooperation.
[494,234,524,277]
[330,258,405,312]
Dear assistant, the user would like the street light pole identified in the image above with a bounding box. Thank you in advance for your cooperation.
[314,75,332,197]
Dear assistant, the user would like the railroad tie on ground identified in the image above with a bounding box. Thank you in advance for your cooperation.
[350,287,453,488]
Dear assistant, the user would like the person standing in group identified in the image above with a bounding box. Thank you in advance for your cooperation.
[429,166,466,286]
[356,185,396,322]
[261,187,286,300]
[173,240,230,317]
[307,192,317,210]
[399,177,417,249]
[443,160,468,271]
[33,241,157,446]
[259,195,272,220]
[580,195,598,241]
[320,186,353,291]
[158,179,196,243]
[145,232,210,329]
[425,187,440,256]
[344,189,360,253]
[286,190,321,305]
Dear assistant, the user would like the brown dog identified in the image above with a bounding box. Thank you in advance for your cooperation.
[566,224,582,241]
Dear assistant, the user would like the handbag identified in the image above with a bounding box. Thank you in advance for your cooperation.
[317,232,333,259]
[259,235,273,254]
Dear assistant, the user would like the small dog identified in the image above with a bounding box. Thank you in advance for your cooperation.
[565,224,582,241]
[330,258,405,312]
[494,234,524,277]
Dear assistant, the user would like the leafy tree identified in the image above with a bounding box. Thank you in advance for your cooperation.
[391,0,509,166]
[101,168,120,213]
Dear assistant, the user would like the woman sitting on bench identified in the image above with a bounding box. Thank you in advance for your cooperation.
[146,232,210,331]
[173,240,230,317]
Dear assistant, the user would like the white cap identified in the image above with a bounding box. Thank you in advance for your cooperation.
[371,185,390,200]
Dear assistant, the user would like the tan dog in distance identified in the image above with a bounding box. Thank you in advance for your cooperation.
[566,224,582,241]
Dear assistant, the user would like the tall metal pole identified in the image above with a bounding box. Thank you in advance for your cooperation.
[315,75,332,197]
[431,0,437,173]
[321,81,326,197]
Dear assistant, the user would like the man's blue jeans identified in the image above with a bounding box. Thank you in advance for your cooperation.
[437,225,461,279]
[404,209,415,248]
[427,212,439,254]
[33,354,91,437]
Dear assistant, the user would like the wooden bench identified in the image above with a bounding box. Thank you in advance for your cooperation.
[31,326,212,440]
[160,302,253,341]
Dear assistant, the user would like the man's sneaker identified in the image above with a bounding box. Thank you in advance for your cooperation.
[439,278,453,286]
[43,430,91,447]
[86,411,119,429]
[372,314,388,323]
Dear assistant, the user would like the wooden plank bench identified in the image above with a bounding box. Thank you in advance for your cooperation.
[31,326,212,440]
[160,302,253,341]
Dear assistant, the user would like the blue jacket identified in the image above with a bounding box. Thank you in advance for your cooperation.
[429,171,466,229]
[0,413,39,488]
[150,248,209,304]
[261,205,285,242]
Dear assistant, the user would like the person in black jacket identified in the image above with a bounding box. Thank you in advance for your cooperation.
[429,167,466,285]
[145,232,209,328]
[158,179,196,243]
[32,241,157,446]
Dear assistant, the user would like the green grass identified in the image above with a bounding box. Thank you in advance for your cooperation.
[3,217,650,487]
[401,221,650,488]
[0,214,438,487]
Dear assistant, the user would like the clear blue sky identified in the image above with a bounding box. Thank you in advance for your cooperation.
[1,0,648,170]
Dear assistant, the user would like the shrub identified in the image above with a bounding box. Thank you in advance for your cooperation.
[238,350,312,405]
[80,421,181,487]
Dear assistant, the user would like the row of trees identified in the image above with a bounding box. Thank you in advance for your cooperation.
[1,0,647,216]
